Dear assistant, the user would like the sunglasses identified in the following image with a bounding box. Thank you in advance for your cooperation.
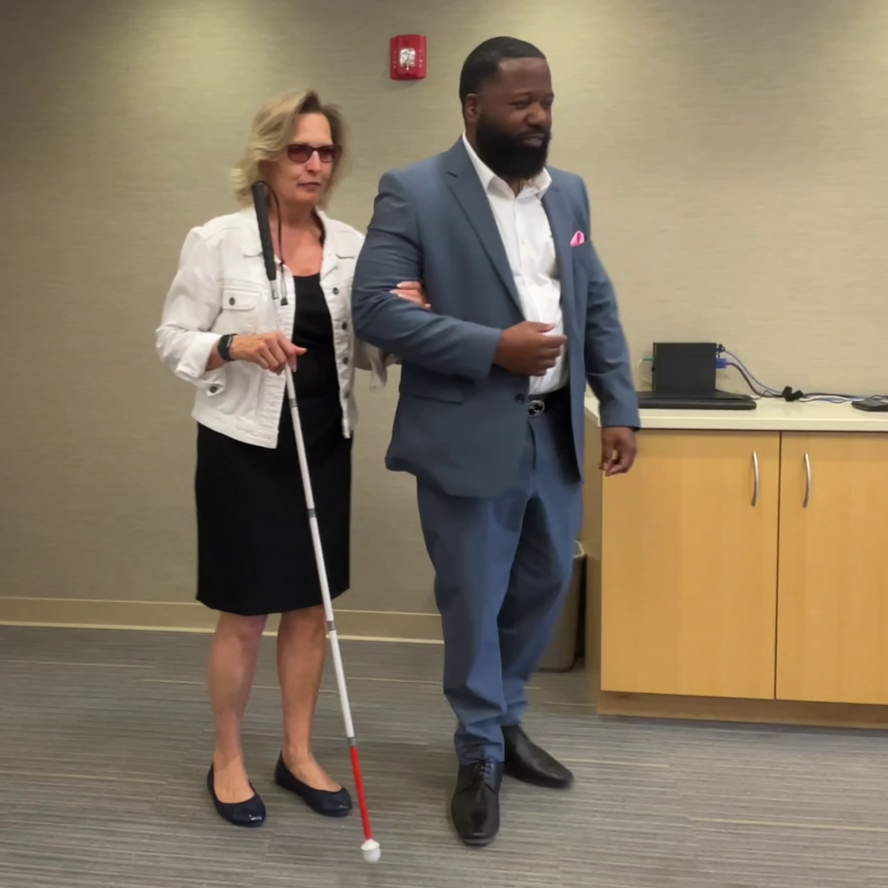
[286,143,342,164]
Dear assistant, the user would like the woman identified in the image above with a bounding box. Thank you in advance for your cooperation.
[156,90,424,828]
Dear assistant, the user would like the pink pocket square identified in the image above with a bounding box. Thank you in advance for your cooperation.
[570,231,586,247]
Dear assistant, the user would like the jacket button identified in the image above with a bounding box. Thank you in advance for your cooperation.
[341,322,347,331]
[209,385,219,394]
[342,356,349,365]
[343,389,350,398]
[332,287,339,295]
[229,297,235,305]
[515,393,526,403]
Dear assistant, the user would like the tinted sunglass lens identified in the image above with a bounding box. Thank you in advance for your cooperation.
[286,144,341,163]
[287,144,311,163]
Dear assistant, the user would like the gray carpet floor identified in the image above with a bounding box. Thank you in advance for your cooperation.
[1,626,886,887]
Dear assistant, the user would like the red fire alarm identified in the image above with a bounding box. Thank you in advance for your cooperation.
[390,35,427,80]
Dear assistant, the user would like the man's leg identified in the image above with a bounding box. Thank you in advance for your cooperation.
[498,403,583,784]
[415,448,531,764]
[415,431,534,845]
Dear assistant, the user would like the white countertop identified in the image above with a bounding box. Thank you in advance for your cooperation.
[584,396,888,433]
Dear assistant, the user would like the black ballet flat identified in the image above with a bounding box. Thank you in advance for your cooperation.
[274,753,352,818]
[206,764,266,828]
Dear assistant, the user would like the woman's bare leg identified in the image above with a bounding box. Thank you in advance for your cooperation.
[277,606,341,791]
[209,612,267,802]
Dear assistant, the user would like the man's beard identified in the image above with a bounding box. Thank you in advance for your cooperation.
[475,117,551,181]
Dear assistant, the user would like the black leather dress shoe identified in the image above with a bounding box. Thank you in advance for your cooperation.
[274,754,352,818]
[503,725,574,789]
[206,765,266,828]
[451,758,504,846]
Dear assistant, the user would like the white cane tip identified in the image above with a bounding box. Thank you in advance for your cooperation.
[361,839,381,863]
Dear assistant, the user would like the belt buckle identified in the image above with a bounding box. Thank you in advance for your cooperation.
[528,399,546,416]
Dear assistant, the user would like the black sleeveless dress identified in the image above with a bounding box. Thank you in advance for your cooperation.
[193,274,352,616]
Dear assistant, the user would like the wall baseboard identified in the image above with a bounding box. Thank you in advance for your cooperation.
[0,597,443,642]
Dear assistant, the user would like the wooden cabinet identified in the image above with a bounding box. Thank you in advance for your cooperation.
[600,431,780,699]
[777,433,888,705]
[589,409,888,720]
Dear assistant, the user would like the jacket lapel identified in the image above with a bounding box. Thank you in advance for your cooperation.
[541,186,578,338]
[317,211,341,283]
[444,142,524,316]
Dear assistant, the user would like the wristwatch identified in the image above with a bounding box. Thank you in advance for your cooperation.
[218,334,236,362]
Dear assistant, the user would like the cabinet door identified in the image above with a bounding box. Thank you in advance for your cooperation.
[777,433,888,704]
[600,430,780,698]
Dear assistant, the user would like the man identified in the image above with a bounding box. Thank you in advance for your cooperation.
[351,36,640,846]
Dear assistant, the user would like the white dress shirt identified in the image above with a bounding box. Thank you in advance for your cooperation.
[462,134,567,395]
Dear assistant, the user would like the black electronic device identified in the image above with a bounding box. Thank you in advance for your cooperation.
[652,342,718,394]
[637,341,756,410]
[852,395,888,412]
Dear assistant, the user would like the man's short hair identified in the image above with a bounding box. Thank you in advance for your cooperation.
[458,37,546,105]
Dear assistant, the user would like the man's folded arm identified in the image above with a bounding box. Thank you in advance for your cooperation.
[351,172,502,382]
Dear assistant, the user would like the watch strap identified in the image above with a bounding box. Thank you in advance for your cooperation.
[218,334,236,362]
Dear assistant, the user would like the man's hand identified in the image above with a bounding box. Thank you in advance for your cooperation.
[494,322,567,376]
[600,427,637,476]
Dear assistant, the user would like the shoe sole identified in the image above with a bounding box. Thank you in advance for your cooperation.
[220,815,265,828]
[459,833,498,847]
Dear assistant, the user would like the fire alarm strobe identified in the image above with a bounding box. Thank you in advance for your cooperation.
[391,35,427,80]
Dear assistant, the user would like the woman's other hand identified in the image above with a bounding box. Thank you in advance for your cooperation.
[230,332,306,372]
[392,280,430,309]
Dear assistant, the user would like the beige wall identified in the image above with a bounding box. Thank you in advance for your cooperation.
[1,0,886,638]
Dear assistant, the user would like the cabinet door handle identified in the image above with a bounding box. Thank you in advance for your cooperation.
[803,452,812,508]
[752,451,760,506]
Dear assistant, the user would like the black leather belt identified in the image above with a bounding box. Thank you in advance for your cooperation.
[524,386,570,416]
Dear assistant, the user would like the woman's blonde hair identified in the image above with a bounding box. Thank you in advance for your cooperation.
[231,89,347,208]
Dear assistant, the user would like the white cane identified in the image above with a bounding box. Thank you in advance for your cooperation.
[250,181,380,864]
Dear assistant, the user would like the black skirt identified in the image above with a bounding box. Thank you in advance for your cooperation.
[194,274,351,617]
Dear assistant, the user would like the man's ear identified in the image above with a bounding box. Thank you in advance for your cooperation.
[463,95,480,126]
